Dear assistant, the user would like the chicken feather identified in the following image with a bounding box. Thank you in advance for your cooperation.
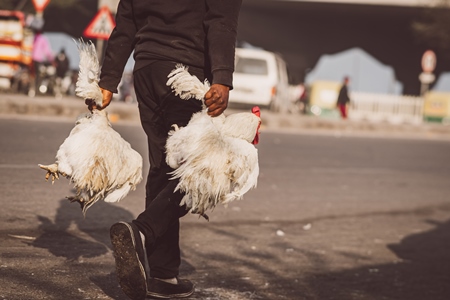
[166,64,210,101]
[74,40,103,107]
[165,65,260,216]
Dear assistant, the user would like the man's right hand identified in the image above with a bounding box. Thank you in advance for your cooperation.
[204,84,230,117]
[85,88,113,111]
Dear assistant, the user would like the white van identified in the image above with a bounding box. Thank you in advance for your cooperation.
[229,48,290,112]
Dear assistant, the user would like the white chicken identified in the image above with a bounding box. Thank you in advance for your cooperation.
[165,65,261,217]
[38,41,143,215]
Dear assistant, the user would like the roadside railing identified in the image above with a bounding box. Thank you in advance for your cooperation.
[349,92,424,124]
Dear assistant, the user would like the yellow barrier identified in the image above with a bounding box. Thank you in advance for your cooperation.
[308,81,341,117]
[423,91,450,123]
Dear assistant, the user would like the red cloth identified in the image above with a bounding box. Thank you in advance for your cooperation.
[338,104,347,119]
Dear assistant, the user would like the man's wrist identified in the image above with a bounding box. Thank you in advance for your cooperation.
[212,69,233,90]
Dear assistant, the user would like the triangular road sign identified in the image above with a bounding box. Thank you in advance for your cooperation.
[83,6,116,40]
[32,0,50,12]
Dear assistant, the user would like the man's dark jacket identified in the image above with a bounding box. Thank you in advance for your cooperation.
[99,0,242,93]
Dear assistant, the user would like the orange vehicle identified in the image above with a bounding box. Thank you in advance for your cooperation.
[0,10,33,92]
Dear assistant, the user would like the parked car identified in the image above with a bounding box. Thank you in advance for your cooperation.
[229,47,290,112]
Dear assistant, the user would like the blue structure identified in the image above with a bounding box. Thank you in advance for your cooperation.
[433,72,450,92]
[305,47,403,95]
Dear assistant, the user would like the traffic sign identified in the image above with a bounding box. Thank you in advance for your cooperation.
[421,50,436,74]
[32,0,50,12]
[83,6,116,40]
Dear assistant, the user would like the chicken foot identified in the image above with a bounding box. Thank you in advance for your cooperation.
[66,195,95,217]
[66,196,85,209]
[38,163,60,184]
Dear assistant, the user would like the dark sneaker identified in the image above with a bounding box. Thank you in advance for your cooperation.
[110,221,148,300]
[146,277,195,299]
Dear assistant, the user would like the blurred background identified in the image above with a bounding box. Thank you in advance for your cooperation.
[0,0,449,123]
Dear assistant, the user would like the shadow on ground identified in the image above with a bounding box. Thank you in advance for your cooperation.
[29,198,134,299]
[22,199,450,300]
[180,217,450,300]
[32,198,134,260]
[299,218,450,300]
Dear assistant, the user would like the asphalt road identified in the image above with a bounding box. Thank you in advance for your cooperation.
[1,117,449,300]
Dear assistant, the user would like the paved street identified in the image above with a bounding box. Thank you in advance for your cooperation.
[0,117,449,300]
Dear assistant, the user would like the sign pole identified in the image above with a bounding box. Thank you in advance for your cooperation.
[420,80,428,96]
[31,0,50,32]
[97,39,104,63]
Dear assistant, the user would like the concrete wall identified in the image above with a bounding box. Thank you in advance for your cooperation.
[238,1,450,95]
[289,0,439,7]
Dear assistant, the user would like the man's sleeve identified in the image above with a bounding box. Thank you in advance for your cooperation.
[204,0,242,89]
[99,0,137,93]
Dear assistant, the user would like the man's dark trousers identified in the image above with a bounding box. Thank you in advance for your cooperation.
[132,61,205,279]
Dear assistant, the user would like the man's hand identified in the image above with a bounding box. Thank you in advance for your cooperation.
[204,84,230,117]
[85,88,113,111]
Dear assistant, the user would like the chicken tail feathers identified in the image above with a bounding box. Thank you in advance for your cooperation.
[74,39,103,107]
[166,64,210,102]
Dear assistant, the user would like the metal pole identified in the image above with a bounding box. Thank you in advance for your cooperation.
[99,0,119,13]
[420,82,430,96]
[96,1,119,63]
[96,39,104,64]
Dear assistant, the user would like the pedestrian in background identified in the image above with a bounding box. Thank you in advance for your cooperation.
[87,1,243,299]
[53,48,70,98]
[30,30,53,97]
[337,76,350,119]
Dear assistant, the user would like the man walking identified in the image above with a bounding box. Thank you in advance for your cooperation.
[87,1,243,299]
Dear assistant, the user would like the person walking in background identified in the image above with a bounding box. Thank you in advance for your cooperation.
[298,82,308,114]
[86,1,243,299]
[53,48,70,98]
[337,76,350,119]
[30,30,53,97]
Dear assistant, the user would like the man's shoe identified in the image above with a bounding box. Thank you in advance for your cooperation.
[146,277,194,299]
[110,221,147,300]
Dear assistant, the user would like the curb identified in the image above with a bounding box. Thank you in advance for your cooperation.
[0,94,140,124]
[1,94,450,140]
